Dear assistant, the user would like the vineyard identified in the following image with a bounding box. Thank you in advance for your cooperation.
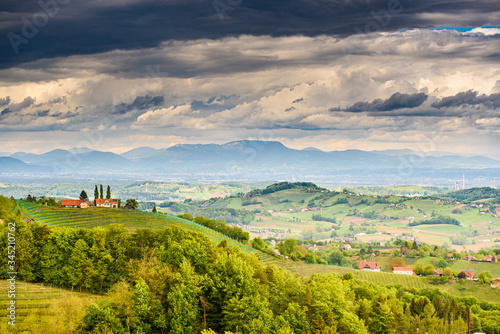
[0,280,99,333]
[354,271,427,289]
[16,200,277,264]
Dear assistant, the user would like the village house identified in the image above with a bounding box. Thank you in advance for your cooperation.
[393,267,414,275]
[61,199,93,208]
[341,244,352,251]
[433,269,444,277]
[95,198,119,208]
[358,261,381,272]
[460,269,475,280]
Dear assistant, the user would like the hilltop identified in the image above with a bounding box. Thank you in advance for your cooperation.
[159,183,500,251]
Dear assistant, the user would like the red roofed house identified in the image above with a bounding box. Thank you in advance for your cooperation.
[61,199,92,208]
[433,269,444,277]
[393,267,414,275]
[460,269,475,280]
[96,198,120,208]
[359,261,381,272]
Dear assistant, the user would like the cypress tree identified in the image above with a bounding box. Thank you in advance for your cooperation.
[94,185,99,205]
[106,185,111,199]
[100,184,103,199]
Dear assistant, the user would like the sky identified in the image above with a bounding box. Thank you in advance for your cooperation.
[1,0,500,158]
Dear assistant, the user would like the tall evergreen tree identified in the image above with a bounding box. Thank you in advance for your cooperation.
[106,185,111,199]
[100,184,104,199]
[80,190,89,201]
[94,185,99,203]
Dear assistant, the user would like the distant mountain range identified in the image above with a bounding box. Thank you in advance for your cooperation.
[1,141,499,182]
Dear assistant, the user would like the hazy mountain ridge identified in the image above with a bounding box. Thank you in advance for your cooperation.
[1,141,499,181]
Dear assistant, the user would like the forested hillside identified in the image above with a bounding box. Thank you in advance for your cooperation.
[1,197,500,333]
[444,187,500,203]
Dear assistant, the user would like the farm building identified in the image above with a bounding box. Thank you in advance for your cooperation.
[433,269,444,277]
[393,267,414,275]
[96,198,120,208]
[459,269,475,280]
[61,199,92,208]
[342,244,352,250]
[358,261,381,272]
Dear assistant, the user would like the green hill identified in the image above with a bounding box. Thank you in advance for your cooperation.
[444,187,500,203]
[16,200,277,265]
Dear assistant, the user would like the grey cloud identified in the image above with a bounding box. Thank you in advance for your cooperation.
[114,95,164,114]
[36,109,50,117]
[432,90,500,109]
[0,96,35,116]
[332,92,428,112]
[0,97,10,107]
[1,108,12,116]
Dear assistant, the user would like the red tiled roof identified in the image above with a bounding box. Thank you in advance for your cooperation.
[359,261,380,269]
[96,198,119,204]
[61,199,84,206]
[394,267,413,272]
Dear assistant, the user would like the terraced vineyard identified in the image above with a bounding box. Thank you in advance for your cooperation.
[281,262,427,289]
[17,200,277,264]
[355,271,427,289]
[0,280,99,333]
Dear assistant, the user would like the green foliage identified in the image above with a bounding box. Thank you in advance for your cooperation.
[82,303,126,334]
[251,237,267,251]
[409,215,461,227]
[247,182,327,196]
[278,239,298,257]
[311,214,336,223]
[445,187,500,202]
[80,190,89,201]
[477,271,493,284]
[177,214,249,243]
[125,199,139,209]
[163,202,255,225]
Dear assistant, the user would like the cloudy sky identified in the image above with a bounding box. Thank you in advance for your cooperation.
[1,0,500,158]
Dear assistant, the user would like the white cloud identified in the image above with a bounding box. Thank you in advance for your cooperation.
[1,29,500,157]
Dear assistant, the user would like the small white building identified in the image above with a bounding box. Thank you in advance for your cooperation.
[393,267,414,275]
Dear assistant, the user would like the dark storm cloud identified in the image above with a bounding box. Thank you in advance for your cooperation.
[432,90,500,109]
[0,97,10,107]
[0,108,12,116]
[332,92,428,112]
[1,0,500,68]
[0,96,35,115]
[114,95,164,114]
[36,109,50,117]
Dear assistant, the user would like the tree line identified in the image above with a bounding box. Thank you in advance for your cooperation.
[177,213,249,243]
[409,215,461,227]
